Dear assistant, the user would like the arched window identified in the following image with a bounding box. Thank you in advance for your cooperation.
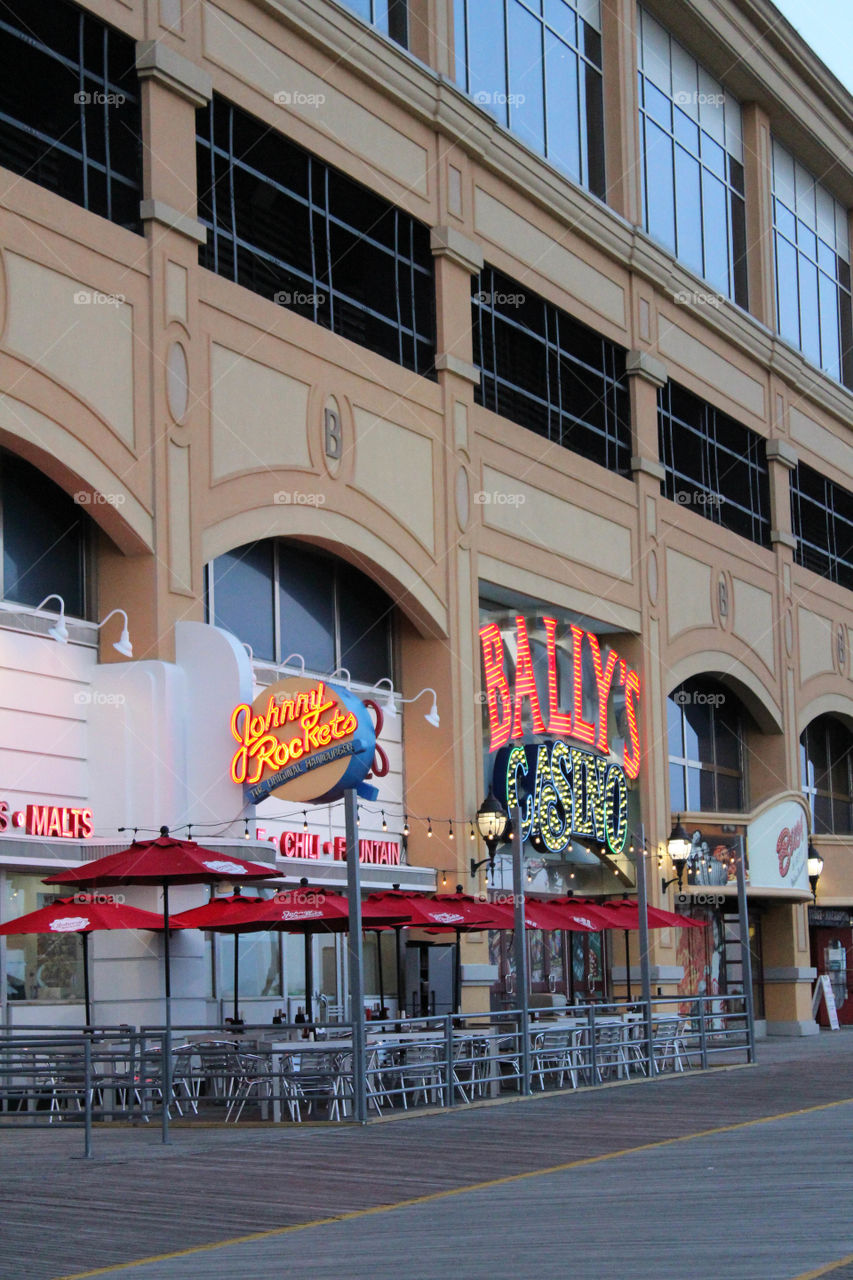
[668,678,746,812]
[801,715,853,834]
[206,540,394,687]
[0,449,92,618]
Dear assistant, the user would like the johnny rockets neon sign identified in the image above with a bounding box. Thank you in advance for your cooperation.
[480,617,641,857]
[229,677,376,805]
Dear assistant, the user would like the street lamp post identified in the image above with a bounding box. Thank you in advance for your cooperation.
[662,815,691,894]
[808,844,824,903]
[470,789,509,879]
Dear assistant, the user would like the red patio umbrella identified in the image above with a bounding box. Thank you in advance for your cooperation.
[172,888,411,1023]
[603,899,709,929]
[0,894,178,1024]
[43,828,275,1024]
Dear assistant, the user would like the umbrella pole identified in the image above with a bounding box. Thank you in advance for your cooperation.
[163,883,172,1031]
[625,929,632,1001]
[82,932,91,1027]
[304,933,313,1024]
[395,926,404,1015]
[454,927,462,1015]
[233,933,240,1024]
[376,930,385,1014]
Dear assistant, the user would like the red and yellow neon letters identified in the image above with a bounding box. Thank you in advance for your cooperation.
[230,682,357,787]
[512,616,547,739]
[26,805,94,839]
[479,618,642,777]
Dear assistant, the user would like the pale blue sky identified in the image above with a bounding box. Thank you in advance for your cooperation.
[771,1,853,94]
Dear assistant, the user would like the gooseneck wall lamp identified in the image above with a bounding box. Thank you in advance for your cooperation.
[36,594,69,644]
[96,608,133,657]
[662,815,691,894]
[470,788,509,878]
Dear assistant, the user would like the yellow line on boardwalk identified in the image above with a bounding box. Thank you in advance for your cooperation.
[56,1095,853,1279]
[791,1254,853,1279]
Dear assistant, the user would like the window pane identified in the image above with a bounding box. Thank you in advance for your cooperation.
[220,931,281,1000]
[508,1,546,155]
[775,234,801,347]
[338,570,392,685]
[798,256,821,368]
[3,874,84,1003]
[544,31,580,181]
[674,146,703,276]
[212,542,275,661]
[278,548,336,674]
[701,169,730,296]
[669,762,686,813]
[667,695,685,757]
[644,120,676,252]
[468,0,508,120]
[1,452,88,617]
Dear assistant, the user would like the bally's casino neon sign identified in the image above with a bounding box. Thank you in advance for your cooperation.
[480,617,641,857]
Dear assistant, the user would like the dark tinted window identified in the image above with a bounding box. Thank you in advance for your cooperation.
[473,266,631,475]
[801,715,853,834]
[0,450,91,617]
[668,679,746,813]
[208,541,394,686]
[0,0,141,231]
[197,97,435,378]
[658,381,770,546]
[791,463,853,592]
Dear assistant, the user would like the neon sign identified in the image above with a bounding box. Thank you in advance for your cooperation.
[229,677,377,805]
[480,617,640,778]
[498,742,628,856]
[481,616,640,857]
[278,830,400,865]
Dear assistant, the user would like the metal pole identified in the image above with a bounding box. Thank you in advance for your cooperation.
[304,934,313,1023]
[395,926,403,1014]
[344,788,367,1123]
[635,825,654,1074]
[453,928,461,1014]
[511,807,530,1096]
[83,1036,93,1159]
[735,835,756,1063]
[233,933,240,1024]
[82,932,92,1027]
[624,930,632,1002]
[376,931,385,1013]
[162,883,173,1143]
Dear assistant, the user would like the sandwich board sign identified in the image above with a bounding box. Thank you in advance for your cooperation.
[812,974,840,1030]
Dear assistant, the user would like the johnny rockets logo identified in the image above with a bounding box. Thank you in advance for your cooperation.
[229,677,376,805]
[479,618,641,777]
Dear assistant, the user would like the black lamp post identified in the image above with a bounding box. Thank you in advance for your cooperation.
[661,815,691,894]
[808,843,824,904]
[470,788,509,879]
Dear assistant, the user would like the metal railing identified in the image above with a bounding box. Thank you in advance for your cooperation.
[0,996,750,1149]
